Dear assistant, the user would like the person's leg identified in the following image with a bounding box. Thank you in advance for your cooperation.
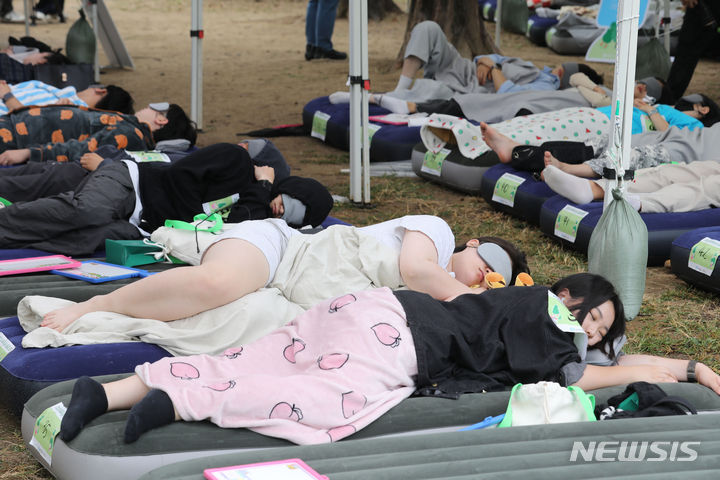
[666,3,712,98]
[0,162,87,202]
[305,0,318,59]
[542,164,604,204]
[314,0,339,51]
[41,237,270,331]
[627,161,720,213]
[60,375,151,441]
[480,121,521,163]
[402,21,462,83]
[0,162,134,249]
[415,98,463,116]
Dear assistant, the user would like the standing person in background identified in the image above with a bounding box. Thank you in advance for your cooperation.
[1,0,24,23]
[305,0,347,60]
[666,0,720,98]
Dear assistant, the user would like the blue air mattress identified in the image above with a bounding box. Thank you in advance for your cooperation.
[527,14,558,46]
[479,164,555,225]
[538,196,720,266]
[0,317,171,416]
[480,0,498,22]
[671,227,720,294]
[302,96,421,162]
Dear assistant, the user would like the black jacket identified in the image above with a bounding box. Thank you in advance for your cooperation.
[395,286,581,398]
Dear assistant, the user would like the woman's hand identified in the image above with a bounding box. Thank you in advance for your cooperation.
[0,149,31,166]
[80,152,104,171]
[696,363,720,394]
[633,98,653,112]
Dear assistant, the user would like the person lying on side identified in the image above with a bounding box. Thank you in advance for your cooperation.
[0,138,289,203]
[0,80,134,115]
[0,142,332,256]
[0,102,197,165]
[57,273,720,446]
[41,214,529,331]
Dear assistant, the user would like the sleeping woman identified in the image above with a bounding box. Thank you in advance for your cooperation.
[58,273,720,445]
[41,215,529,332]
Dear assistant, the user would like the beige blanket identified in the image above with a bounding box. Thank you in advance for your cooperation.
[19,225,403,356]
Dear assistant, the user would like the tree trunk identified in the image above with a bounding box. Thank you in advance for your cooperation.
[396,0,498,66]
[337,0,404,21]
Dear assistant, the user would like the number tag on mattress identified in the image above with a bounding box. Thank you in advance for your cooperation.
[492,173,526,207]
[0,332,15,361]
[126,151,171,163]
[368,123,381,142]
[554,205,589,243]
[688,237,720,276]
[311,111,331,141]
[29,402,67,465]
[421,148,450,177]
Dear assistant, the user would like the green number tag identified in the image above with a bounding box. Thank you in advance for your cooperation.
[311,111,331,141]
[203,193,240,216]
[368,123,381,142]
[492,173,526,207]
[554,205,589,243]
[688,237,720,276]
[126,151,171,163]
[420,148,450,177]
[0,332,15,362]
[547,291,581,332]
[29,403,67,465]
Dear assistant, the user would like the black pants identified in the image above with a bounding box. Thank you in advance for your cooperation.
[0,162,141,255]
[508,141,595,173]
[667,0,720,98]
[0,162,87,202]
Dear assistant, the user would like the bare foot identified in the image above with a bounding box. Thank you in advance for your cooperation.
[543,151,568,171]
[480,122,518,163]
[41,302,95,332]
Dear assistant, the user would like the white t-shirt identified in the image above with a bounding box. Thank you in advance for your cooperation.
[357,215,455,272]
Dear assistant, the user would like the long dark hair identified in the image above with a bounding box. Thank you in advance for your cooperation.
[551,273,626,360]
[153,104,198,146]
[453,236,529,284]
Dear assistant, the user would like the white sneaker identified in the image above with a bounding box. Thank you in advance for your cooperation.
[2,10,25,23]
[33,11,48,21]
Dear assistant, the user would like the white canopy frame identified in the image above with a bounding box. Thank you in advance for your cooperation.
[348,0,371,204]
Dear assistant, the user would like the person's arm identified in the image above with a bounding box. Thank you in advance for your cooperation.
[634,99,670,131]
[0,81,23,112]
[618,354,720,394]
[398,230,484,301]
[572,363,678,391]
[225,165,275,222]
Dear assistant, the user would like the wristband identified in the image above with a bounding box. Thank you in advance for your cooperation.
[647,108,659,116]
[2,91,14,102]
[687,360,698,383]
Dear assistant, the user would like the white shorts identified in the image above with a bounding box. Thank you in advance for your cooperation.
[205,219,300,286]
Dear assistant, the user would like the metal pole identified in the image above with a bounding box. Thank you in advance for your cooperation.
[23,0,30,36]
[191,0,204,130]
[92,1,100,83]
[360,0,370,204]
[349,0,362,202]
[663,0,671,58]
[495,0,502,48]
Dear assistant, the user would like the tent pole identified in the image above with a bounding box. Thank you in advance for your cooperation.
[191,0,204,130]
[495,0,502,48]
[663,0,671,58]
[23,0,30,36]
[349,0,369,204]
[91,1,100,83]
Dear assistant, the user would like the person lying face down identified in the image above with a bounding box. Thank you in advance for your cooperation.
[57,272,720,446]
[0,81,134,115]
[0,142,333,256]
[40,214,529,332]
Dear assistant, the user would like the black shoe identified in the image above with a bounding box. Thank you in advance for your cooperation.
[305,44,315,61]
[314,47,347,60]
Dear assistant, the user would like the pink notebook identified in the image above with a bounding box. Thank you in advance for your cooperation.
[0,255,81,277]
[204,458,328,480]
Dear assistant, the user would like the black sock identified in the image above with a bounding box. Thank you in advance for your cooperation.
[123,389,175,443]
[59,376,108,442]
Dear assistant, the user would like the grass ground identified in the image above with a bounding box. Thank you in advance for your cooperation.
[0,1,718,478]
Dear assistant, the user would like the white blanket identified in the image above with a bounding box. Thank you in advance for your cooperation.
[19,225,404,356]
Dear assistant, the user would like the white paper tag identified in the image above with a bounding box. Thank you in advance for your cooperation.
[30,402,67,465]
[0,332,15,362]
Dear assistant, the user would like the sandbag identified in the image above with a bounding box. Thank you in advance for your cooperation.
[65,9,96,65]
[500,0,530,34]
[588,188,648,320]
[635,37,672,81]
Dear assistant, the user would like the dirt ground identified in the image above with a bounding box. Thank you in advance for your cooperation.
[1,1,719,477]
